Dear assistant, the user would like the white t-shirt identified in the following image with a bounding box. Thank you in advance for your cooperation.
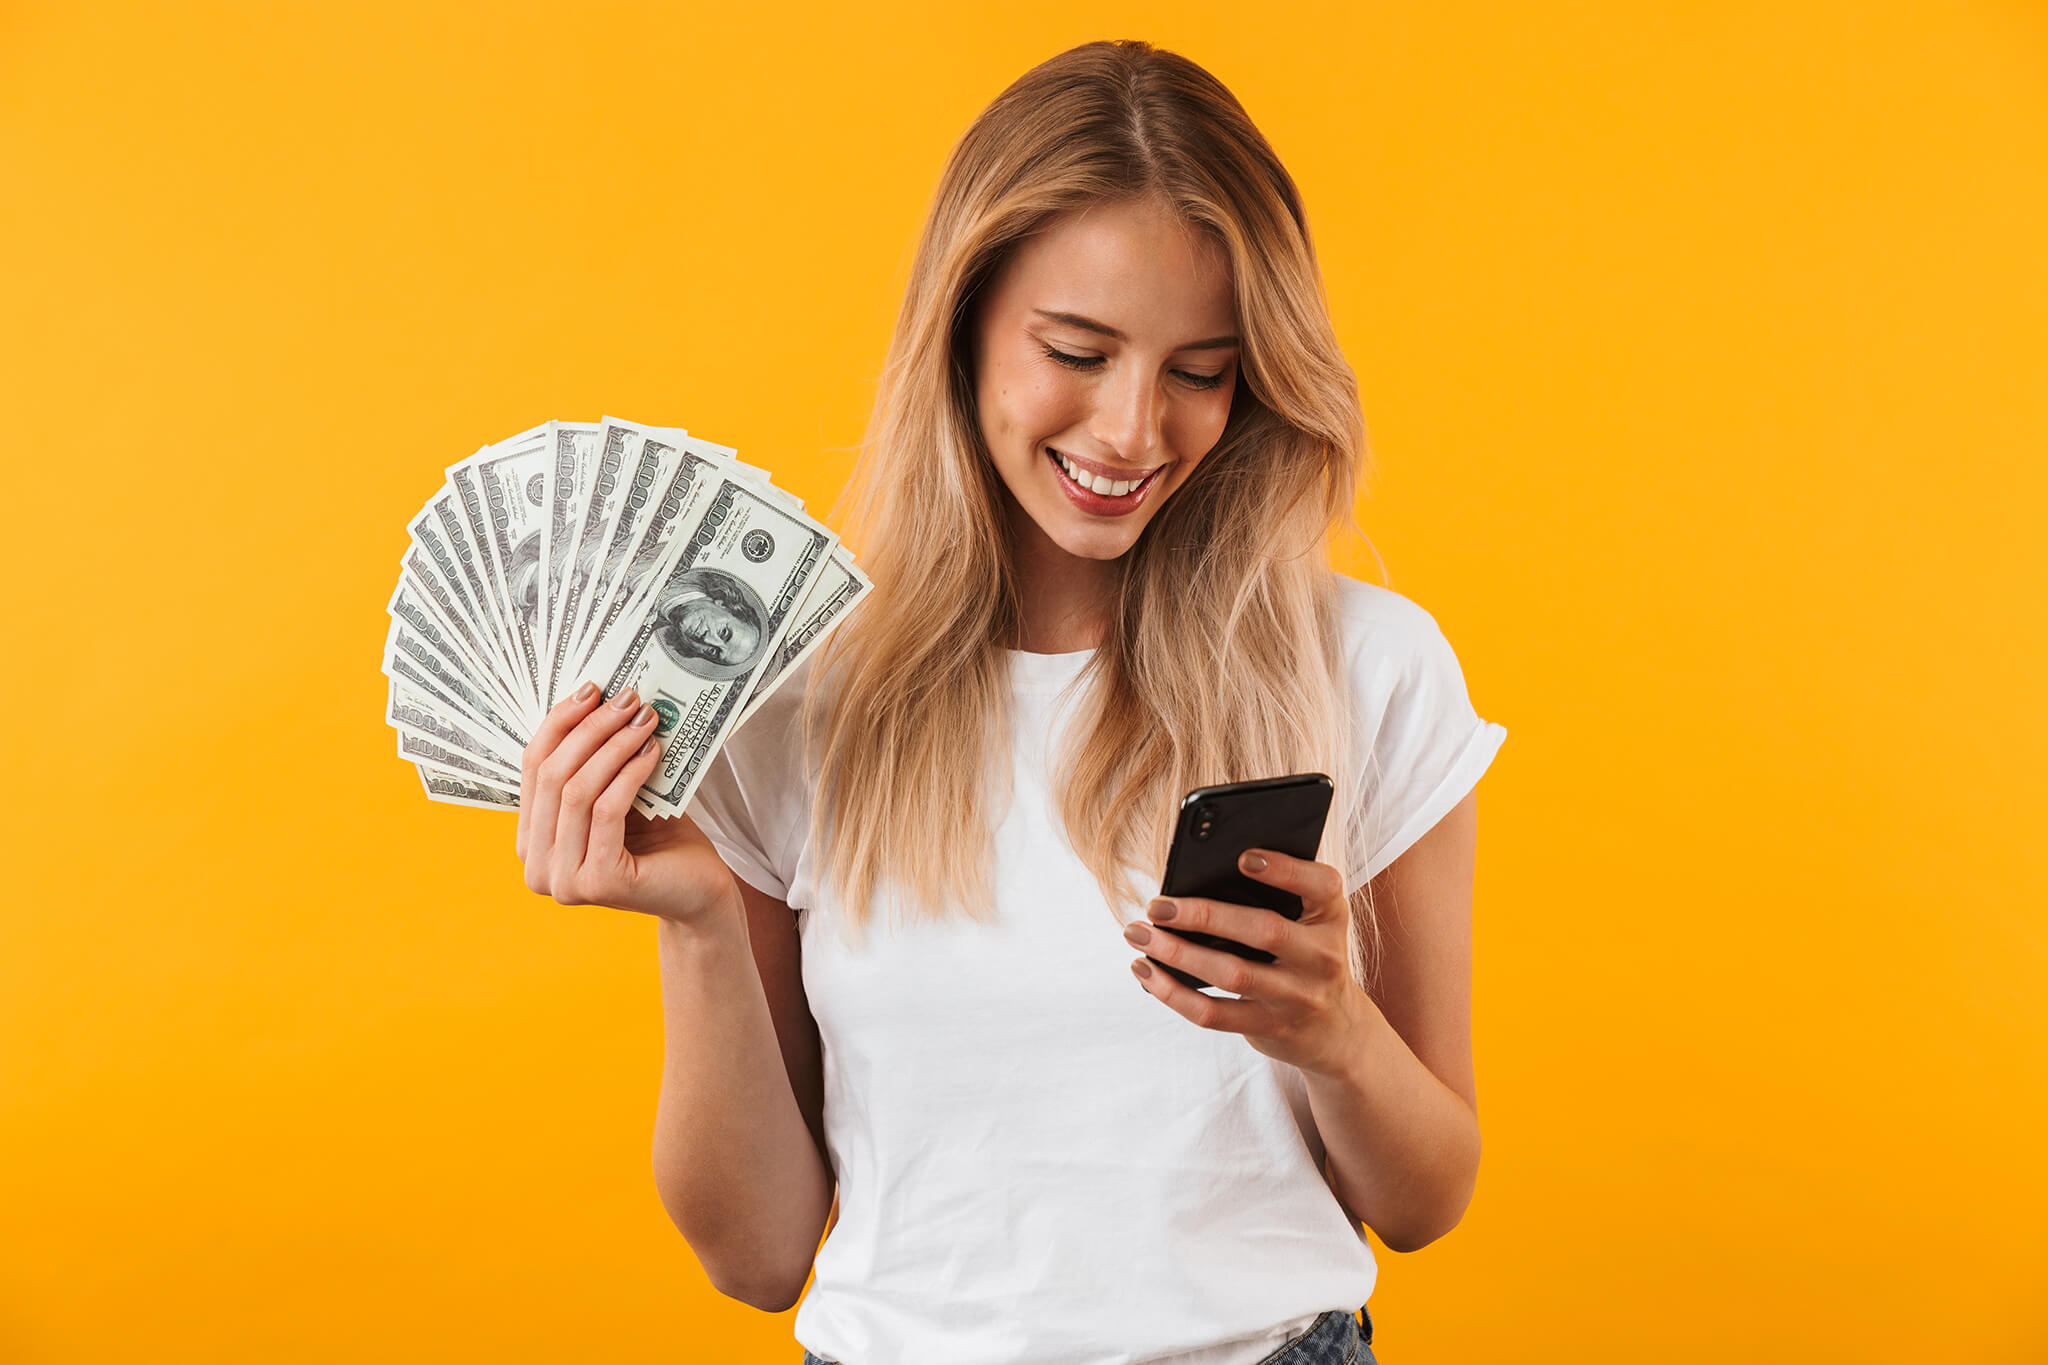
[687,573,1507,1365]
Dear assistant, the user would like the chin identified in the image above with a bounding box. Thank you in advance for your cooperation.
[1048,516,1145,561]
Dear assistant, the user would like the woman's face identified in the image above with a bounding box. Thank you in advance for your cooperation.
[970,195,1239,565]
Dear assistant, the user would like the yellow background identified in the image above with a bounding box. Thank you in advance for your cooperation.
[3,2,2043,1360]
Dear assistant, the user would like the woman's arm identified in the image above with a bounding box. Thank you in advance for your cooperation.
[1310,788,1482,1253]
[651,882,836,1311]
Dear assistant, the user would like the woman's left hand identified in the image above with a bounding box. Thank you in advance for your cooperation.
[1126,848,1369,1079]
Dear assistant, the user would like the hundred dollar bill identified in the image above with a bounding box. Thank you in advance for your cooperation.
[381,615,529,756]
[406,499,489,656]
[387,572,531,731]
[397,725,522,786]
[418,765,520,810]
[558,419,807,671]
[605,414,801,508]
[575,477,835,817]
[386,675,524,773]
[563,427,689,672]
[537,420,603,703]
[571,434,741,683]
[441,426,545,675]
[443,467,521,694]
[735,546,871,727]
[416,483,524,690]
[544,419,637,707]
[394,540,529,728]
[462,429,553,708]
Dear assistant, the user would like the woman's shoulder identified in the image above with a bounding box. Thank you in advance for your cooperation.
[730,643,823,730]
[1330,572,1454,659]
[719,641,842,782]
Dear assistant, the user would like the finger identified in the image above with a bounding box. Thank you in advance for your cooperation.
[521,679,606,878]
[1234,849,1348,921]
[543,688,649,896]
[1132,951,1262,1032]
[554,699,660,887]
[586,726,664,873]
[1129,917,1290,1001]
[1148,893,1296,961]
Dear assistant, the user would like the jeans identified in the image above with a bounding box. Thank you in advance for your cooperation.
[1252,1305,1376,1365]
[799,1304,1376,1365]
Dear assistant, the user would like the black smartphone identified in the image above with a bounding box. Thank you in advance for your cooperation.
[1145,772,1335,993]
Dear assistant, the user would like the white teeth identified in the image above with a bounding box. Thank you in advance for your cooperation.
[1054,449,1149,498]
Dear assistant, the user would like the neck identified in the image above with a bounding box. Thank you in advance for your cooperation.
[1005,496,1116,654]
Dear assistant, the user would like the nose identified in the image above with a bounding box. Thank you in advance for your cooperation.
[1090,365,1165,467]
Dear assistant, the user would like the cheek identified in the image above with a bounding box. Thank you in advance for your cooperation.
[984,358,1083,446]
[1168,390,1234,460]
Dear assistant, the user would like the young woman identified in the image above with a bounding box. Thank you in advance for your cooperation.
[516,39,1506,1365]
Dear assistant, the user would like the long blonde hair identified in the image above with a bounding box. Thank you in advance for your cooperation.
[799,39,1388,992]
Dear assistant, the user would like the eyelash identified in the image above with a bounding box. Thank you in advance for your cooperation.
[1039,344,1230,391]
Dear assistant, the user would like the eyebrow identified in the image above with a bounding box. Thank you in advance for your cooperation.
[1032,309,1239,351]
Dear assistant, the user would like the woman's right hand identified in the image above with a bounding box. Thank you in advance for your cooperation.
[517,681,739,926]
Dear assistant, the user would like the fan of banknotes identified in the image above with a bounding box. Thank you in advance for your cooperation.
[383,416,870,817]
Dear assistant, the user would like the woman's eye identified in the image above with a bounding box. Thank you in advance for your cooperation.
[1041,344,1103,371]
[1041,343,1229,392]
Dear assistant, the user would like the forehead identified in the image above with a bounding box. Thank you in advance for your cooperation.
[991,197,1235,338]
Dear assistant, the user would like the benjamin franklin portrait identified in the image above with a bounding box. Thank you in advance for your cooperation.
[652,566,768,680]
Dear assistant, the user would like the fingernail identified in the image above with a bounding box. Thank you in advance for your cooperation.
[1241,851,1267,873]
[573,681,597,703]
[610,686,639,710]
[631,703,657,728]
[1132,960,1153,979]
[1149,897,1178,922]
[637,736,656,756]
[1123,922,1152,945]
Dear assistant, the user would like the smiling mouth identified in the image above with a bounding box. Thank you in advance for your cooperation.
[1046,447,1164,500]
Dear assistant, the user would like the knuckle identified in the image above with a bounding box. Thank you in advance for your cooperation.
[562,774,601,807]
[1259,916,1293,954]
[567,873,612,907]
[591,790,631,825]
[1214,959,1252,993]
[523,866,547,896]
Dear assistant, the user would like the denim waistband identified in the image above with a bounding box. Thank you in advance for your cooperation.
[798,1304,1375,1365]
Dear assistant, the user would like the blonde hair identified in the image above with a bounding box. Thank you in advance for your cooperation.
[799,39,1388,993]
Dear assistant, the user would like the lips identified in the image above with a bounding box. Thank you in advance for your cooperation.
[1045,446,1165,516]
[1048,447,1163,496]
